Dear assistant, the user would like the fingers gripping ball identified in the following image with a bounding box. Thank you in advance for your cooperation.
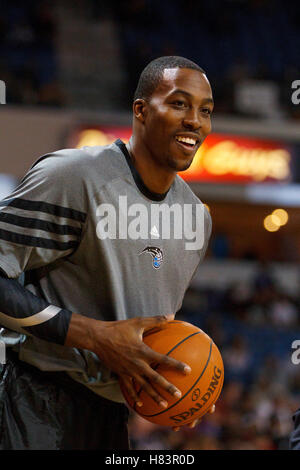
[120,320,224,427]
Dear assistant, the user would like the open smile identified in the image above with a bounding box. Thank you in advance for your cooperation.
[174,135,200,152]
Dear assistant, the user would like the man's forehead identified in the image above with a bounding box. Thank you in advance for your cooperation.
[158,67,212,96]
[162,67,197,82]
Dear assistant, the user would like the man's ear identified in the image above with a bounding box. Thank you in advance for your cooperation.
[132,99,147,123]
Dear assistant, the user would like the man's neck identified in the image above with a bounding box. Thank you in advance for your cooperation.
[126,139,176,195]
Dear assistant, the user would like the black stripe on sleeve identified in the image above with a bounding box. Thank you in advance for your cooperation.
[0,276,72,345]
[0,212,82,236]
[0,198,87,223]
[0,228,79,251]
[23,311,71,344]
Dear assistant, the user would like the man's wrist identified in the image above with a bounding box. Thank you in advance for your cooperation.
[65,312,98,352]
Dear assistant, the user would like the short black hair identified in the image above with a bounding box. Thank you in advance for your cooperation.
[133,56,205,101]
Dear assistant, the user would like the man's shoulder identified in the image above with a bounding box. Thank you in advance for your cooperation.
[173,174,202,204]
[29,141,127,183]
[32,141,123,170]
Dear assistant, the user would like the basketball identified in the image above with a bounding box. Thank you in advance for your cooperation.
[120,320,224,427]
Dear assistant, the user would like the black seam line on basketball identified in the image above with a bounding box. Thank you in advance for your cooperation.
[143,321,193,339]
[0,198,86,223]
[139,338,213,418]
[164,331,201,357]
[0,228,79,250]
[139,338,212,417]
[0,212,81,236]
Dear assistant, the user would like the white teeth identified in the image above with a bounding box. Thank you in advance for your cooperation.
[176,136,196,145]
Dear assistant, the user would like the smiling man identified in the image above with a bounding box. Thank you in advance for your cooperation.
[127,58,213,187]
[0,56,213,449]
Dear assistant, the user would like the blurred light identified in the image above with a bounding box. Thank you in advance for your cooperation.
[73,128,130,149]
[263,208,289,232]
[264,215,280,232]
[204,203,210,213]
[270,213,281,226]
[197,141,291,181]
[77,129,114,147]
[272,208,288,226]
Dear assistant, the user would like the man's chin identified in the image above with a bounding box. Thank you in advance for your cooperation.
[168,157,194,173]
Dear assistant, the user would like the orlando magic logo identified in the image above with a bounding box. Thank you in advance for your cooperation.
[140,247,163,269]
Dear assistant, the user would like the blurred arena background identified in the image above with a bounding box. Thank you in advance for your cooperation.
[0,0,300,451]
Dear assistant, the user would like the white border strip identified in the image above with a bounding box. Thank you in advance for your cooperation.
[0,305,61,331]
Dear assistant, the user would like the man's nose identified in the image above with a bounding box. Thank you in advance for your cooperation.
[182,108,201,130]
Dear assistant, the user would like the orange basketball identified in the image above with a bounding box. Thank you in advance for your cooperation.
[120,320,224,427]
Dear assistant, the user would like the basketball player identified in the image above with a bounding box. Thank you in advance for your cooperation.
[0,56,213,449]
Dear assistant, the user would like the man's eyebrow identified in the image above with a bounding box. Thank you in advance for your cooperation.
[201,97,214,105]
[170,89,214,105]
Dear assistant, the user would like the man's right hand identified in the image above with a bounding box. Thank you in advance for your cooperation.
[65,313,191,408]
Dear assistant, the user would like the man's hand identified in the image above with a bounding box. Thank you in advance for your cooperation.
[65,313,191,408]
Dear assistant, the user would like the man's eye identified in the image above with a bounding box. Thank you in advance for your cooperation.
[202,108,212,115]
[173,101,186,107]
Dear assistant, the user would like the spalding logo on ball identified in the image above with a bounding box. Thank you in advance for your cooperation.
[119,320,224,427]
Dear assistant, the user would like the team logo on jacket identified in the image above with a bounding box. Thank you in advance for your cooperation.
[140,247,163,269]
